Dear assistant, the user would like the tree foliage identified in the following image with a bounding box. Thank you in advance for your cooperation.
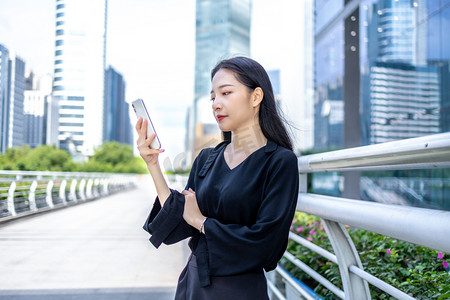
[0,142,147,174]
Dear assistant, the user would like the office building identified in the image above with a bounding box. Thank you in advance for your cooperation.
[23,73,53,148]
[0,44,9,153]
[0,50,26,152]
[313,0,450,207]
[189,0,251,161]
[52,0,108,156]
[103,66,132,145]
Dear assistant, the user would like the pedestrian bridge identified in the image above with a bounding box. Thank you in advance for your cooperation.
[0,178,189,300]
[0,132,449,299]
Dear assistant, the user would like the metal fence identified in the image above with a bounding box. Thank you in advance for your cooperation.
[268,132,450,300]
[0,170,139,223]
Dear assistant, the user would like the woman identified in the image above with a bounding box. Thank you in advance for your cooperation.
[136,57,299,299]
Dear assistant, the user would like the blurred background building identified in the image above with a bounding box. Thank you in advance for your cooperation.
[0,46,26,153]
[187,0,252,164]
[103,65,132,145]
[51,0,108,157]
[313,0,450,209]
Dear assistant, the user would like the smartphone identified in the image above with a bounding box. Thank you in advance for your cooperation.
[131,99,161,149]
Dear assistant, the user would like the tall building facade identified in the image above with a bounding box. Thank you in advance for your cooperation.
[23,73,53,148]
[188,0,251,162]
[314,0,449,150]
[0,44,9,153]
[52,0,108,156]
[314,0,450,209]
[0,47,26,153]
[103,66,132,145]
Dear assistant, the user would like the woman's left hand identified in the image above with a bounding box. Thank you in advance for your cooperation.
[181,188,205,231]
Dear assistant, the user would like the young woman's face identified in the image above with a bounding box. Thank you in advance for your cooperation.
[210,68,259,133]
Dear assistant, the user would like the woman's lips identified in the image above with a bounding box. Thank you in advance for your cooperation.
[217,115,227,121]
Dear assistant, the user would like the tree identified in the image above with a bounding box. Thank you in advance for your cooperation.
[79,142,147,174]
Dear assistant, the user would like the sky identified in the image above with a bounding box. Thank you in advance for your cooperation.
[0,0,196,168]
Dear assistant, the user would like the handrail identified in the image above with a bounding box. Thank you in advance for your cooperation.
[268,132,450,300]
[0,170,139,222]
[298,132,450,172]
[297,193,450,253]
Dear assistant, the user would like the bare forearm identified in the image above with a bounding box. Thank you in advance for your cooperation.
[147,162,171,206]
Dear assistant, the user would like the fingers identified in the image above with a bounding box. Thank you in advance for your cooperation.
[182,189,195,196]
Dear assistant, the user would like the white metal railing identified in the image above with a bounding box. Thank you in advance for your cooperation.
[0,170,139,222]
[268,132,450,300]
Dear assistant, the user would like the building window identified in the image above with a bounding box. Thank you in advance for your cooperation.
[56,4,65,9]
[67,96,84,101]
[54,68,63,73]
[55,59,63,65]
[53,86,64,91]
[56,29,64,36]
[56,12,65,18]
[56,21,65,26]
[59,123,83,127]
[54,77,63,82]
[60,105,84,110]
[55,40,64,46]
[55,50,63,56]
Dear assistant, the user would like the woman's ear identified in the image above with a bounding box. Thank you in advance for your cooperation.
[251,87,264,107]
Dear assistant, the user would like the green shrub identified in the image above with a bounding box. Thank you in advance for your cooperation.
[281,212,450,299]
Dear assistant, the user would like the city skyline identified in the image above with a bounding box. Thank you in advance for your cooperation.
[0,0,313,166]
[0,0,196,163]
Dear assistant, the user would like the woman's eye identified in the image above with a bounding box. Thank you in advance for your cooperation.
[223,92,230,96]
[210,97,215,101]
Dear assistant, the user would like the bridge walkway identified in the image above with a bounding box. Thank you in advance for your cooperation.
[0,177,188,299]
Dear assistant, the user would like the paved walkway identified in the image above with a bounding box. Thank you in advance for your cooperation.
[0,177,189,299]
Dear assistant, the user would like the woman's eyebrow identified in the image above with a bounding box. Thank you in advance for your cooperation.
[210,84,234,94]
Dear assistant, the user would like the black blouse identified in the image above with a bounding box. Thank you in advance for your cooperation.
[143,140,299,287]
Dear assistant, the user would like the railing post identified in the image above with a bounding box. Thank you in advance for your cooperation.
[7,181,17,216]
[79,179,86,201]
[70,179,78,202]
[29,181,38,211]
[322,220,371,299]
[46,180,55,208]
[93,179,100,198]
[59,180,67,205]
[86,179,93,199]
[102,179,108,196]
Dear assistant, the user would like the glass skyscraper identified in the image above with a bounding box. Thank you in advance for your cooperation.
[315,0,449,149]
[52,0,107,156]
[190,0,251,159]
[103,66,132,146]
[0,44,26,153]
[314,0,450,209]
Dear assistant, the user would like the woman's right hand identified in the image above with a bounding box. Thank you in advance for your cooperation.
[135,117,164,166]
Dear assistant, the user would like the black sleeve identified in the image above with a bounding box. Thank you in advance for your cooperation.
[203,151,299,276]
[142,149,206,248]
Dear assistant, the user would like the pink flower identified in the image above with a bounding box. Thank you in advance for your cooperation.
[290,225,294,231]
[314,221,319,227]
[443,261,448,269]
[438,252,444,260]
[309,229,317,236]
[306,237,313,241]
[345,225,350,229]
[386,249,391,254]
[320,226,324,231]
[296,226,304,233]
[291,220,296,225]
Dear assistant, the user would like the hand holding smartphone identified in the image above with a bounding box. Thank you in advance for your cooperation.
[132,99,161,149]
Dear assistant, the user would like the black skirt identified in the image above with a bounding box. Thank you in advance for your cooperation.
[174,254,269,300]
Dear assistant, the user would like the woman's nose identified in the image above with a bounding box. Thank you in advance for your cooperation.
[212,99,222,110]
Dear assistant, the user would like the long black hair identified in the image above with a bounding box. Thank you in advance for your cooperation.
[211,56,294,151]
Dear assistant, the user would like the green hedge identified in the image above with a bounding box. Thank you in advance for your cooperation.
[281,212,450,299]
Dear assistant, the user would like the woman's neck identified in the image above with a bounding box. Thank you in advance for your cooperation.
[229,123,267,156]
